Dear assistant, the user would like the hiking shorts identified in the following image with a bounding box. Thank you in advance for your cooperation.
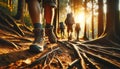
[26,0,57,8]
[67,24,73,32]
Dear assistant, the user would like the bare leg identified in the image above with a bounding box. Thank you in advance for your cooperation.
[27,0,44,53]
[44,4,55,25]
[27,0,42,24]
[44,4,57,43]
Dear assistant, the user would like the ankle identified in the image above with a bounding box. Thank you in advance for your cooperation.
[45,24,52,28]
[33,23,42,29]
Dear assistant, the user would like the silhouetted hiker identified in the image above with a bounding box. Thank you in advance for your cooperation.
[59,22,65,38]
[26,0,57,53]
[65,12,75,41]
[75,23,81,41]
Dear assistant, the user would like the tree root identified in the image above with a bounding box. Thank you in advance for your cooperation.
[82,33,120,47]
[0,38,19,49]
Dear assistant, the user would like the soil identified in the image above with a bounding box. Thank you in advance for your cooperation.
[0,26,120,69]
[0,29,73,69]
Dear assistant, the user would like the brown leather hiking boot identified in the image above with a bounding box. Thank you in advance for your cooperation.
[45,26,57,43]
[29,28,45,53]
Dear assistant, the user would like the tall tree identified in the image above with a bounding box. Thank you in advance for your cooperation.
[70,0,83,15]
[84,0,120,45]
[15,0,25,22]
[83,0,89,40]
[114,0,120,37]
[105,0,120,42]
[91,0,94,38]
[98,0,104,37]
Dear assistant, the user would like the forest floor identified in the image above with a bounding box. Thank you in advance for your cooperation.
[0,24,120,69]
[0,27,75,69]
[0,27,120,69]
[0,39,72,69]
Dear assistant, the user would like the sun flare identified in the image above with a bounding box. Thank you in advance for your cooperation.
[74,11,86,37]
[74,12,85,24]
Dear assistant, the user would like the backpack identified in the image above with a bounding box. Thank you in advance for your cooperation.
[59,22,65,29]
[65,13,75,25]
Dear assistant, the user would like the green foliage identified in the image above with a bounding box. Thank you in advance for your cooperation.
[0,0,7,2]
[0,5,10,14]
[59,0,68,11]
[10,0,18,16]
[0,0,18,16]
[59,0,69,21]
[0,1,11,14]
[24,15,32,27]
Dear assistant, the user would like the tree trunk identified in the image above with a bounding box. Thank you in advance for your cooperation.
[114,0,120,37]
[83,0,120,44]
[105,0,120,42]
[91,0,94,38]
[15,0,25,22]
[106,0,115,35]
[98,0,104,37]
[83,0,88,40]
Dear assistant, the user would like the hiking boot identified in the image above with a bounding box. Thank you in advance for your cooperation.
[45,26,57,43]
[29,28,45,53]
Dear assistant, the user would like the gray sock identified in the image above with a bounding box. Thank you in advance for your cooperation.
[33,23,42,29]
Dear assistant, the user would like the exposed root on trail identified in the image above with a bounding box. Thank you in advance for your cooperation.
[83,33,120,47]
